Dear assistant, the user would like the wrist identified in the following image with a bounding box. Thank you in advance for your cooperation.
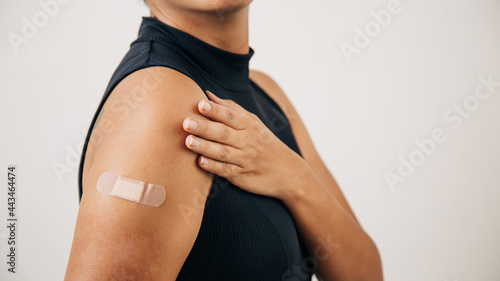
[275,155,314,206]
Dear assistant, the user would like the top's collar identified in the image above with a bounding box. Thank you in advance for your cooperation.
[138,17,254,92]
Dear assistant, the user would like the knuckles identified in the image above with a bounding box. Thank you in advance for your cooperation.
[221,162,232,176]
[219,125,231,141]
[219,146,230,160]
[248,112,260,122]
[225,110,235,124]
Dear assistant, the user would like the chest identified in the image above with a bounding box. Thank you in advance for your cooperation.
[178,175,311,280]
[176,83,311,280]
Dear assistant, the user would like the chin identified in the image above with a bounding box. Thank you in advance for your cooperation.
[208,0,253,10]
[164,0,252,12]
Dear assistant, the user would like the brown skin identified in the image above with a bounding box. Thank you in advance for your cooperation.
[147,0,252,54]
[65,67,214,280]
[194,72,384,280]
[65,1,383,280]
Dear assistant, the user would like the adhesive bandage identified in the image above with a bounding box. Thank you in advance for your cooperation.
[96,172,166,207]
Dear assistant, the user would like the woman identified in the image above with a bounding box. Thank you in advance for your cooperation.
[65,1,383,280]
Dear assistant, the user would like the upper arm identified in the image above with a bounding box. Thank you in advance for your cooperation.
[65,67,213,280]
[249,70,360,224]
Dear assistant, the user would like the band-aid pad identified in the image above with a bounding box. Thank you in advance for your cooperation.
[97,172,166,207]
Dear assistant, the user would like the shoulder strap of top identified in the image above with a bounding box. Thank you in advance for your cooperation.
[77,39,207,202]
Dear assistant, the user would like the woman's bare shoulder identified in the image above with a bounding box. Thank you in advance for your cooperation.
[83,66,209,186]
[249,69,319,165]
[68,66,213,280]
[249,69,301,123]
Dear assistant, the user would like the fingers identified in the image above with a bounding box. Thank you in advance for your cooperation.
[197,155,243,179]
[185,134,245,167]
[198,98,247,130]
[183,117,241,148]
[205,91,261,123]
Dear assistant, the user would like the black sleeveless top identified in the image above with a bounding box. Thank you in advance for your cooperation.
[77,17,313,281]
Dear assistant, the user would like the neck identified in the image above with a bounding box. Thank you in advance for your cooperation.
[149,5,249,55]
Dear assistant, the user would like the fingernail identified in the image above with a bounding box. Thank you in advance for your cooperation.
[184,118,197,130]
[200,100,211,112]
[199,156,207,165]
[187,135,200,147]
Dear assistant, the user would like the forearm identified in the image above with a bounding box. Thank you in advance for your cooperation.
[278,160,383,281]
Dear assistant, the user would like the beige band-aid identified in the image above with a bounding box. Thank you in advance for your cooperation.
[97,172,166,207]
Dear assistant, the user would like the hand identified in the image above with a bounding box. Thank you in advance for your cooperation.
[182,90,307,199]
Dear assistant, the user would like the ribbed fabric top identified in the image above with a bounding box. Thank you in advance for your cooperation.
[77,16,313,280]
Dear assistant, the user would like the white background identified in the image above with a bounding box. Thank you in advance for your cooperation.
[1,0,500,280]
